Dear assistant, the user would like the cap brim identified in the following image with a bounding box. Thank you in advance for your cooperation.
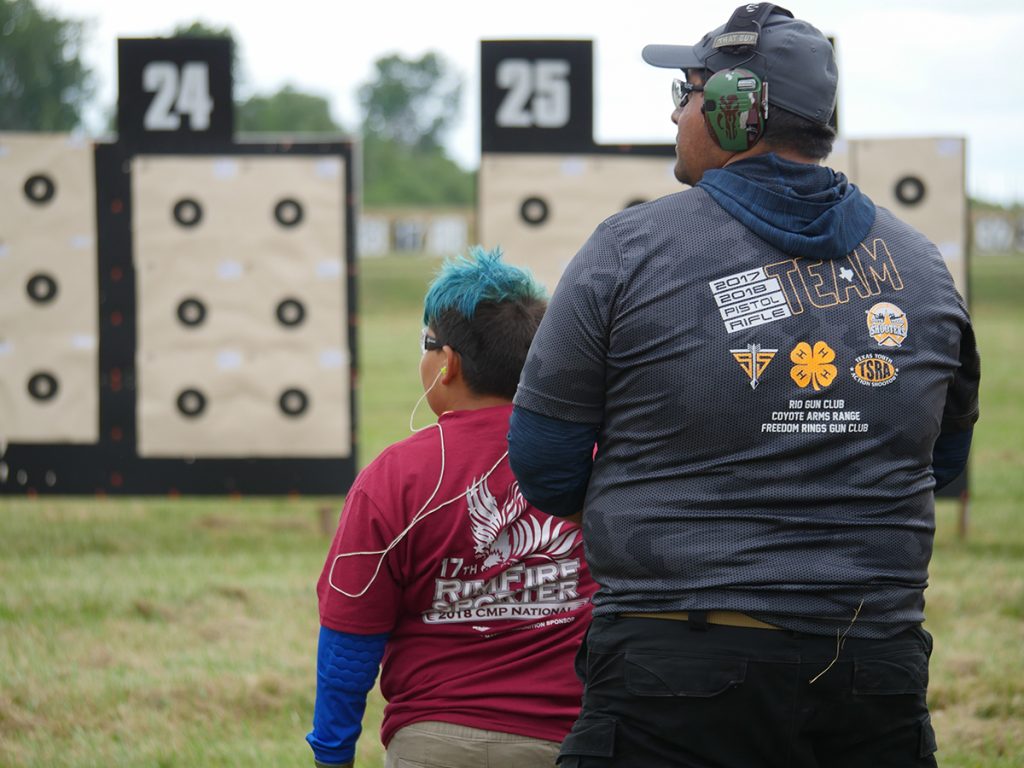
[641,44,705,70]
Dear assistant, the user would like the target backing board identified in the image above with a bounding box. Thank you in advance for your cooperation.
[132,154,351,459]
[1,34,359,496]
[480,153,680,291]
[479,40,677,293]
[0,140,358,496]
[0,133,99,447]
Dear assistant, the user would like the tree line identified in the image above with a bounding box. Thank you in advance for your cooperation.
[0,0,473,206]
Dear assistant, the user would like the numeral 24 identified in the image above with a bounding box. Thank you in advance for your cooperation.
[143,61,214,131]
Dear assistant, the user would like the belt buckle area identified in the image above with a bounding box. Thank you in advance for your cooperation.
[622,610,780,631]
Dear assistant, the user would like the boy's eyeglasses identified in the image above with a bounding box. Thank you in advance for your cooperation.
[420,328,444,353]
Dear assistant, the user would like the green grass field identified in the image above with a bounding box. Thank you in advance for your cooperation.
[2,253,1022,767]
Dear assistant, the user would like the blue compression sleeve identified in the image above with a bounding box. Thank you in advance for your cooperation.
[508,406,599,517]
[306,626,388,766]
[932,428,973,491]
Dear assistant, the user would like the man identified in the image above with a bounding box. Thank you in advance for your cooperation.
[507,5,979,767]
[308,246,596,768]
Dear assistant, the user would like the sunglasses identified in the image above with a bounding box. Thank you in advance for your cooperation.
[672,78,704,109]
[420,328,445,353]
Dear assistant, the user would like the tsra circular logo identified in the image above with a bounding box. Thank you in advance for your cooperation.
[866,302,908,347]
[851,353,899,387]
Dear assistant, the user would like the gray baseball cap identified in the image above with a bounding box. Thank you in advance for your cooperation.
[642,7,837,125]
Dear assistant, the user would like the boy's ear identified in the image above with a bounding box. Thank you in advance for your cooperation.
[441,347,459,384]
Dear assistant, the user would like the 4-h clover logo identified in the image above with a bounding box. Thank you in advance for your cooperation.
[789,341,837,391]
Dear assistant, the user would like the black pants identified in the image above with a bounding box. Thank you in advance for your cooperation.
[558,615,938,768]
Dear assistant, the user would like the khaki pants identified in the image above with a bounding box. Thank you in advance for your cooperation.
[385,721,561,768]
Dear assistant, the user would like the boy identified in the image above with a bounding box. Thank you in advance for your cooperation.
[308,247,595,768]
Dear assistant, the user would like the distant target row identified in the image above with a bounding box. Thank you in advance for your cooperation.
[176,387,313,418]
[16,370,314,421]
[171,197,306,228]
[518,196,650,226]
[23,275,312,329]
[515,178,926,227]
[20,172,310,227]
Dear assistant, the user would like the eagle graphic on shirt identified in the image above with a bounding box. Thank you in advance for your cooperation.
[466,478,579,568]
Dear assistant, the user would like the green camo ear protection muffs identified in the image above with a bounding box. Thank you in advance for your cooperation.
[701,67,767,152]
[699,2,789,151]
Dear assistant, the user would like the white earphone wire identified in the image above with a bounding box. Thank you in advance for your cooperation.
[328,366,509,599]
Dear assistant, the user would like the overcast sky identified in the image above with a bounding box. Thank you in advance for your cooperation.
[40,0,1024,204]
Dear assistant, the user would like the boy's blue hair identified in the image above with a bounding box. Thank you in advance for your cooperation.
[423,245,546,325]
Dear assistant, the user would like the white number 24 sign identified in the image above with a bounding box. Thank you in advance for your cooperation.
[142,61,214,131]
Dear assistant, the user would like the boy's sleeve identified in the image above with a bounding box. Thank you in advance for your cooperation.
[306,626,388,767]
[317,481,403,635]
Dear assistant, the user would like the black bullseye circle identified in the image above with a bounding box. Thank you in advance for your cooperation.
[520,197,549,226]
[279,388,309,417]
[173,198,203,227]
[894,176,926,206]
[276,298,306,327]
[27,372,59,401]
[24,174,56,204]
[177,298,207,327]
[176,388,207,417]
[274,198,304,227]
[26,273,58,304]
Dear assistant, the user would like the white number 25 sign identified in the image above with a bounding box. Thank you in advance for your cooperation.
[495,59,570,129]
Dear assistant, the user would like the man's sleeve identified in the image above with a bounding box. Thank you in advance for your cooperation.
[306,626,388,767]
[510,222,620,512]
[513,222,621,423]
[932,315,980,490]
[508,407,599,517]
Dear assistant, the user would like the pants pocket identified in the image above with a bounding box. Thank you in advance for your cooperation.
[625,652,747,697]
[853,649,929,695]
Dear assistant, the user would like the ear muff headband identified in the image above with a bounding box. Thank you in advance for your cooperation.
[702,68,767,152]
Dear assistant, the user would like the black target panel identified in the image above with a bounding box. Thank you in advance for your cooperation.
[2,36,358,496]
[0,139,358,496]
[478,40,679,293]
[481,40,595,153]
[118,37,234,152]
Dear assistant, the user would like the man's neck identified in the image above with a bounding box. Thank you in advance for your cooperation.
[724,143,819,168]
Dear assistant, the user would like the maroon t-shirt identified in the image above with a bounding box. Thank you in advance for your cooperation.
[318,405,595,746]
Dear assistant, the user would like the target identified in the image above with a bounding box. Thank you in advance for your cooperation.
[26,273,59,304]
[2,36,357,496]
[479,40,680,292]
[24,174,56,204]
[0,133,99,446]
[173,198,203,227]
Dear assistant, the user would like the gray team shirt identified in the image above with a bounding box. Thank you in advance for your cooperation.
[514,187,979,638]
